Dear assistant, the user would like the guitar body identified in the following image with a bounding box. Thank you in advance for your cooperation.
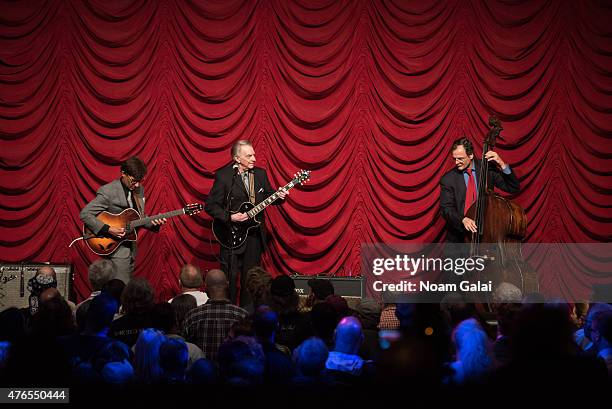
[84,208,141,256]
[212,202,262,249]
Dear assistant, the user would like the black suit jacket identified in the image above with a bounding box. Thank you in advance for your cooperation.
[205,163,281,248]
[439,159,520,242]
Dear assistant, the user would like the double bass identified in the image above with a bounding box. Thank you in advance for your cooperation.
[465,117,539,297]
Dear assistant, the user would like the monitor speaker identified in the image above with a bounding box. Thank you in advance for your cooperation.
[290,274,363,298]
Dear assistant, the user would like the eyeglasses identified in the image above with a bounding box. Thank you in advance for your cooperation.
[124,174,143,185]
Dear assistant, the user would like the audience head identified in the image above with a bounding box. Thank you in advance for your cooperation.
[179,264,203,290]
[37,266,57,280]
[245,266,272,307]
[133,328,166,384]
[229,316,255,339]
[85,292,119,334]
[570,302,589,330]
[170,294,197,332]
[325,294,350,319]
[584,303,612,341]
[39,287,61,303]
[269,275,299,316]
[307,279,334,304]
[204,269,229,299]
[591,310,612,352]
[121,277,154,315]
[0,308,26,343]
[253,305,279,342]
[311,302,339,345]
[159,338,189,383]
[451,318,492,382]
[217,336,265,386]
[92,340,134,384]
[151,302,175,334]
[333,316,363,355]
[102,279,126,304]
[493,282,523,303]
[30,295,75,338]
[189,358,217,385]
[293,337,329,377]
[513,303,575,358]
[27,266,58,315]
[354,298,382,330]
[88,259,117,292]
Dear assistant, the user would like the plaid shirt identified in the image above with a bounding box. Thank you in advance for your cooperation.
[182,299,248,361]
[378,304,400,330]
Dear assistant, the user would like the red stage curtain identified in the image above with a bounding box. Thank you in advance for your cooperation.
[1,0,611,302]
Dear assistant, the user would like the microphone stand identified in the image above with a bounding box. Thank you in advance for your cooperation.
[225,165,239,304]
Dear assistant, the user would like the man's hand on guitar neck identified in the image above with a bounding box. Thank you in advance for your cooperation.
[151,218,167,226]
[278,188,288,200]
[231,213,249,222]
[109,226,126,238]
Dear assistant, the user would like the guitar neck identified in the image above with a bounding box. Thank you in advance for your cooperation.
[246,180,296,219]
[130,208,185,228]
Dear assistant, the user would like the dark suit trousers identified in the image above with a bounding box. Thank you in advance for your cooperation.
[220,234,262,308]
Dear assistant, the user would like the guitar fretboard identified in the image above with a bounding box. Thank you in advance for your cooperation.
[246,180,297,218]
[130,208,185,228]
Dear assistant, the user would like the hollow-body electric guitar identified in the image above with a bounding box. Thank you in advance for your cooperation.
[81,203,203,255]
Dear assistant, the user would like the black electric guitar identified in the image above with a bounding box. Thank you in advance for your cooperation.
[212,170,310,249]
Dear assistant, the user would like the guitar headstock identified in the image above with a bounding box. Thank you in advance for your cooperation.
[184,203,204,216]
[293,169,311,185]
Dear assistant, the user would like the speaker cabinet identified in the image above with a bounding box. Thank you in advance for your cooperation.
[291,274,363,298]
[0,263,72,312]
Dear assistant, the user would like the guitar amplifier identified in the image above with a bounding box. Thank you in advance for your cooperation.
[0,263,73,312]
[291,274,363,299]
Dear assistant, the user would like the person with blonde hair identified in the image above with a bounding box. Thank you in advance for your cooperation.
[447,318,493,383]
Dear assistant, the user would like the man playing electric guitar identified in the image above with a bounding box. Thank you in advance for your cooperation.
[80,157,166,284]
[205,140,287,307]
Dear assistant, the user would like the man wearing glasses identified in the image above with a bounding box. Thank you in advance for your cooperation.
[80,156,166,283]
[439,137,520,243]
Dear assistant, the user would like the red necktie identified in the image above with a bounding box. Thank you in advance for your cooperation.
[464,168,477,214]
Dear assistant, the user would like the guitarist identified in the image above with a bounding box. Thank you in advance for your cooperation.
[80,157,166,284]
[205,140,287,307]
